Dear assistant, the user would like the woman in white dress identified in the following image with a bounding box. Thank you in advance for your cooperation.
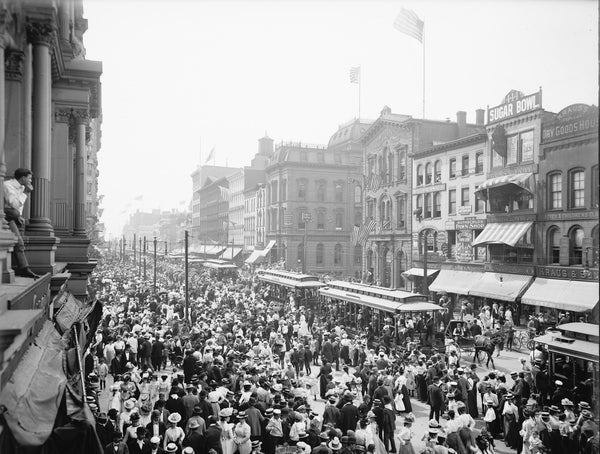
[233,411,252,454]
[219,408,235,454]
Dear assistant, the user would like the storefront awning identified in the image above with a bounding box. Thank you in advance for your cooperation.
[401,268,440,278]
[472,222,533,247]
[475,173,534,194]
[219,247,243,260]
[429,269,484,295]
[521,278,599,312]
[468,272,533,302]
[245,250,265,265]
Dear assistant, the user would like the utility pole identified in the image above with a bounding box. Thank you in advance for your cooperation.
[138,236,142,276]
[153,236,157,294]
[133,233,137,266]
[143,236,147,280]
[184,230,189,323]
[123,237,127,263]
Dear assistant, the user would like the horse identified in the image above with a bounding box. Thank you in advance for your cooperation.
[473,334,502,369]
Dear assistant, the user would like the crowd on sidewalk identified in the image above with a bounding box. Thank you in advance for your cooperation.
[83,258,598,454]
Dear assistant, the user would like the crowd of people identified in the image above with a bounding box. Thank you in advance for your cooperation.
[82,257,598,454]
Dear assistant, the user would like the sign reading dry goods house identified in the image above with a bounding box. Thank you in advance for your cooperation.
[542,103,598,142]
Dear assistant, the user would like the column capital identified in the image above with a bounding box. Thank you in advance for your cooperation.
[54,108,71,124]
[5,50,24,81]
[26,19,57,47]
[71,108,90,126]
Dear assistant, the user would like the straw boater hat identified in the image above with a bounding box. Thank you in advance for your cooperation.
[165,443,178,453]
[168,412,182,424]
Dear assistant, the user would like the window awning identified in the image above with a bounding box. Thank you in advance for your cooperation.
[401,268,440,278]
[472,222,533,247]
[429,269,484,295]
[468,272,533,302]
[245,240,277,264]
[521,278,599,312]
[219,247,243,260]
[475,173,534,194]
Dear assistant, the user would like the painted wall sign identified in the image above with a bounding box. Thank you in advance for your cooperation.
[487,90,542,124]
[542,104,598,142]
[536,265,599,281]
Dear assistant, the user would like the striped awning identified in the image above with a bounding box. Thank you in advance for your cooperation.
[521,278,599,312]
[475,173,534,194]
[472,222,533,247]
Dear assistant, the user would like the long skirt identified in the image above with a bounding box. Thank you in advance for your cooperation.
[446,432,468,454]
[398,441,415,454]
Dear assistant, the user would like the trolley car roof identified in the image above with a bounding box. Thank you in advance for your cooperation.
[534,332,599,363]
[258,274,325,288]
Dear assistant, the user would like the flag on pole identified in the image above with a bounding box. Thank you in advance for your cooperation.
[359,219,377,245]
[349,66,361,84]
[393,7,424,42]
[205,147,215,164]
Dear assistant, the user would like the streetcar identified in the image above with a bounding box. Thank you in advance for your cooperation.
[318,280,444,348]
[256,269,324,309]
[202,259,239,281]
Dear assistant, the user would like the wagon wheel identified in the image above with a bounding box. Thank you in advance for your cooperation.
[512,332,523,350]
[526,338,535,351]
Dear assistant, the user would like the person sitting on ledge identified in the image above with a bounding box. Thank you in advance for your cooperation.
[3,168,40,279]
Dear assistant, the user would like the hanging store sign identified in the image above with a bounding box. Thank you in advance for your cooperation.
[487,89,542,124]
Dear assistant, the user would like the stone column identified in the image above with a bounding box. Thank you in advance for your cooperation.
[71,109,88,236]
[25,20,56,236]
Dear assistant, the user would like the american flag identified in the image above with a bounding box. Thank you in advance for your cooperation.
[359,219,377,245]
[393,8,424,43]
[349,66,361,84]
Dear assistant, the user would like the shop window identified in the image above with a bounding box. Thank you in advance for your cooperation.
[520,130,534,162]
[547,227,561,264]
[462,155,469,176]
[316,243,324,265]
[434,160,442,182]
[570,169,585,208]
[425,163,433,184]
[416,165,424,186]
[495,130,534,167]
[548,172,562,210]
[449,189,456,214]
[475,152,484,174]
[449,159,456,179]
[334,243,343,265]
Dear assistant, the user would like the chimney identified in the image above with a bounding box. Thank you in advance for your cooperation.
[457,111,467,137]
[258,135,274,156]
[475,109,485,126]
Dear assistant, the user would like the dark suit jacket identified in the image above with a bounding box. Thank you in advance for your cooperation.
[183,431,205,454]
[104,442,129,454]
[204,425,223,454]
[427,384,444,409]
[145,421,166,440]
[339,403,359,434]
[96,420,115,448]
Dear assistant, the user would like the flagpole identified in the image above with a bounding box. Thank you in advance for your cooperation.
[358,68,361,120]
[422,21,425,119]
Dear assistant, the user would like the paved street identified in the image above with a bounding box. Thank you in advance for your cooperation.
[98,344,526,454]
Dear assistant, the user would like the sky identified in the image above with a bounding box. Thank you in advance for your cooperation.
[82,0,598,238]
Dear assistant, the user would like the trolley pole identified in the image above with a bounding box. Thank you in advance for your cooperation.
[153,236,157,294]
[185,230,189,323]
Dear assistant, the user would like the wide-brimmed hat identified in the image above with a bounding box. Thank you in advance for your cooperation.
[328,437,342,450]
[168,412,182,424]
[165,443,178,453]
[189,419,200,429]
[124,400,135,410]
[237,411,247,419]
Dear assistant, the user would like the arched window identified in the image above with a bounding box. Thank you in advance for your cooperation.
[387,152,394,183]
[297,179,307,198]
[316,181,326,202]
[334,244,343,266]
[316,243,324,265]
[397,148,406,181]
[297,242,304,264]
[434,160,442,182]
[570,169,585,208]
[416,165,424,186]
[354,245,363,266]
[425,163,433,185]
[316,210,325,230]
[548,172,562,210]
[335,182,344,202]
[547,227,561,264]
[570,226,584,265]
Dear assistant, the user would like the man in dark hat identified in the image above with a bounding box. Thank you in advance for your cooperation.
[339,394,359,435]
[427,376,444,422]
[204,415,223,454]
[96,412,115,448]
